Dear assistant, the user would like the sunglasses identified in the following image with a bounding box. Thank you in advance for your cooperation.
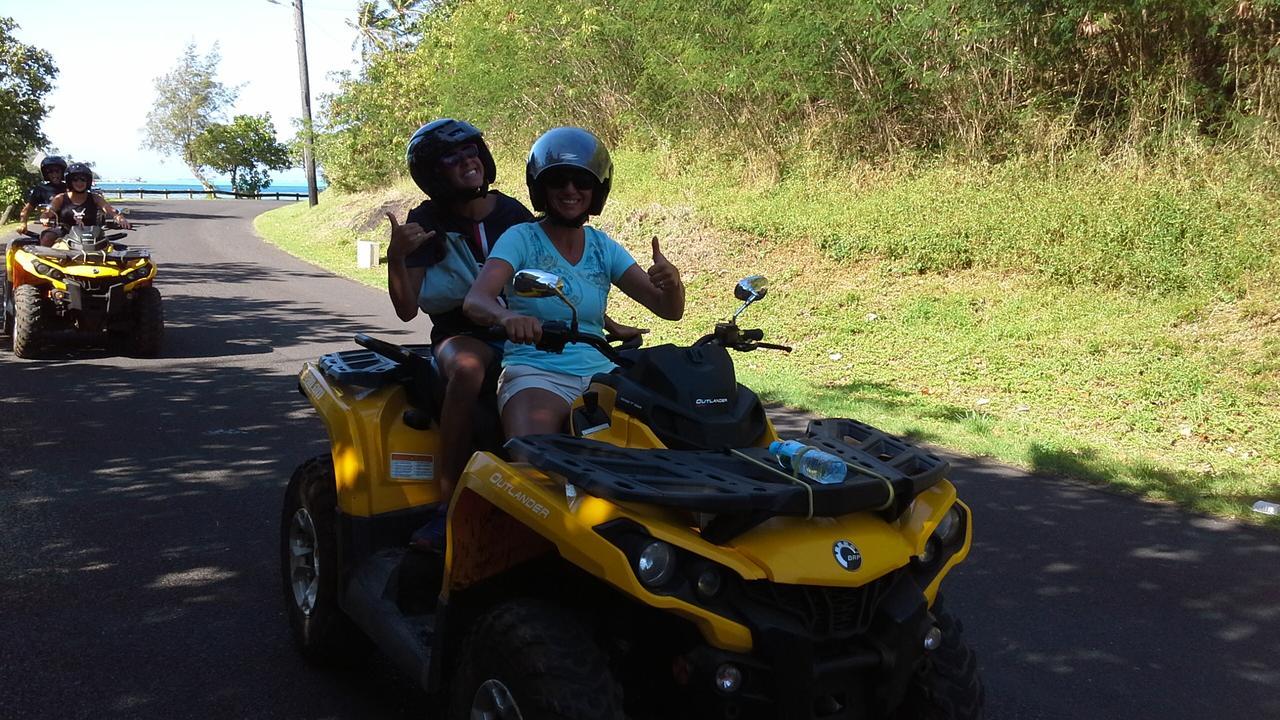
[543,169,598,191]
[69,176,90,183]
[439,144,480,167]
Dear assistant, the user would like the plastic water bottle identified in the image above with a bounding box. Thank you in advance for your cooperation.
[565,482,581,510]
[1253,500,1279,516]
[768,440,847,485]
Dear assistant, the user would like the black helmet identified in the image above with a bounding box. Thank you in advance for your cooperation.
[40,156,67,181]
[405,119,496,201]
[525,127,612,216]
[66,162,93,187]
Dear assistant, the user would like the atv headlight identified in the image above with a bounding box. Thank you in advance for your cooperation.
[933,506,963,546]
[919,538,940,565]
[34,262,65,281]
[696,566,724,599]
[637,540,677,588]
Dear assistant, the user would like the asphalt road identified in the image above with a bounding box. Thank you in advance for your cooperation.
[1,200,1277,719]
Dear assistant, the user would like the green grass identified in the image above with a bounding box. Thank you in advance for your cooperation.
[252,183,419,290]
[253,151,1280,526]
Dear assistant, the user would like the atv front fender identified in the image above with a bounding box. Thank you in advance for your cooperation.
[446,452,759,653]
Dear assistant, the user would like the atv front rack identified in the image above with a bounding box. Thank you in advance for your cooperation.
[508,421,948,543]
[24,245,152,262]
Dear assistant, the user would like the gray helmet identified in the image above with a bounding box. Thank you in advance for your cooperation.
[40,156,67,181]
[406,118,496,201]
[525,127,612,215]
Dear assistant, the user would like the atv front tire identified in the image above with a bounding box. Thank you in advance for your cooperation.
[13,285,48,358]
[129,286,164,357]
[893,595,985,720]
[280,454,365,665]
[449,599,624,720]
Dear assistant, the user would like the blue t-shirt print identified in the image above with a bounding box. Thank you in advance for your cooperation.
[489,222,636,377]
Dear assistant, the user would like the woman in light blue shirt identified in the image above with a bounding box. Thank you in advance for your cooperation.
[464,127,685,438]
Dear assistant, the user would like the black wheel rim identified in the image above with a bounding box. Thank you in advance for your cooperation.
[287,507,319,615]
[470,679,523,720]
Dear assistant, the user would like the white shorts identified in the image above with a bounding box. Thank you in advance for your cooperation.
[496,364,593,413]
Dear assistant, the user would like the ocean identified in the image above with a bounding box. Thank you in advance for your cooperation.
[96,182,324,195]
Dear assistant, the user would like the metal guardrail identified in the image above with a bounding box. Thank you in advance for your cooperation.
[99,188,310,201]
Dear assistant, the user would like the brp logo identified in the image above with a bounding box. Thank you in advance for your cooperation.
[833,540,861,571]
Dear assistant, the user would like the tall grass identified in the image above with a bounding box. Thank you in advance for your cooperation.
[694,155,1280,294]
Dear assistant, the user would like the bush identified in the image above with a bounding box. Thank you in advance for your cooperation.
[0,176,23,207]
[316,0,1280,189]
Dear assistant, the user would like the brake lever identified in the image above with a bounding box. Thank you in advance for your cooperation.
[605,332,645,351]
[756,342,792,352]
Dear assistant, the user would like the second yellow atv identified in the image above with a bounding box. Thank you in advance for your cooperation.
[282,272,984,719]
[3,224,162,358]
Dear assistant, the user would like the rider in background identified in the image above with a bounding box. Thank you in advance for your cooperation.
[43,163,131,231]
[464,127,685,439]
[17,156,67,237]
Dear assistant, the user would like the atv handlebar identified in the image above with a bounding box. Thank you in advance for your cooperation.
[352,322,639,372]
[535,320,631,366]
[694,322,791,353]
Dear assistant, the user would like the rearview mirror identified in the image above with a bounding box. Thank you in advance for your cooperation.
[513,269,565,298]
[513,268,578,331]
[734,275,768,302]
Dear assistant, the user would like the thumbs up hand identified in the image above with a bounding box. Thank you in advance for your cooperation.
[647,236,680,292]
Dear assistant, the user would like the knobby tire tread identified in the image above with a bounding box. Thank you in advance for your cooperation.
[449,599,624,720]
[280,454,366,665]
[13,285,47,358]
[130,286,164,357]
[893,595,986,720]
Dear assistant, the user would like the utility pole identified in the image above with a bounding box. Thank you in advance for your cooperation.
[289,0,319,206]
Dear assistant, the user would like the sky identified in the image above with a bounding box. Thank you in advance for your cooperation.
[3,0,364,185]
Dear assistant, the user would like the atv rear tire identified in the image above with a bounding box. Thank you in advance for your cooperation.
[129,286,164,357]
[280,454,366,665]
[13,285,48,358]
[892,595,985,720]
[449,599,624,720]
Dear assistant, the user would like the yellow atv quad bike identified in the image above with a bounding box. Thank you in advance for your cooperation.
[2,224,162,358]
[282,272,984,720]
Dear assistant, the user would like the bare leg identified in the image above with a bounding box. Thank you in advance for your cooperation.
[433,335,494,501]
[502,388,571,460]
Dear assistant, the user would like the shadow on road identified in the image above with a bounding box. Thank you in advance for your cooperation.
[122,208,241,222]
[0,355,428,719]
[0,274,427,718]
[950,453,1280,720]
[0,260,396,362]
[763,389,1279,720]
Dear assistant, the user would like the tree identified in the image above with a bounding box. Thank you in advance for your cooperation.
[0,17,57,188]
[348,0,431,59]
[143,43,238,190]
[190,114,293,196]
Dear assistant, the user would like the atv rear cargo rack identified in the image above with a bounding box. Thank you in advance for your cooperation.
[507,420,948,543]
[317,345,434,387]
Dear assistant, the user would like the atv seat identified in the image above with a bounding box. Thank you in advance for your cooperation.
[317,344,505,454]
[6,237,38,255]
